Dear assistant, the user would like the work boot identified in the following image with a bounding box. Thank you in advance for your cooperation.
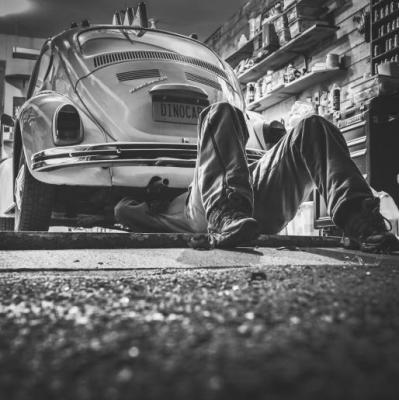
[207,191,259,248]
[342,197,399,253]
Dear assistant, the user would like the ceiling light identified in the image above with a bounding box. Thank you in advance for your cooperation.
[0,0,32,17]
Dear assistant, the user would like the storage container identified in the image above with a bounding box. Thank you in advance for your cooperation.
[377,61,399,77]
[285,4,321,24]
[276,28,291,46]
[288,17,328,38]
[274,13,289,31]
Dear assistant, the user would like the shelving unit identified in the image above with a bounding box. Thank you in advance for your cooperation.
[370,0,399,74]
[237,24,338,84]
[5,74,30,90]
[247,67,344,111]
[225,37,255,69]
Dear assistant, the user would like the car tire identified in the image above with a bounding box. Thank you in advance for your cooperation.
[0,217,14,231]
[14,152,54,231]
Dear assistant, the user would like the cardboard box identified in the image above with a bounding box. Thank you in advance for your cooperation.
[285,4,321,24]
[274,14,289,31]
[288,18,328,38]
[378,62,399,77]
[277,28,291,46]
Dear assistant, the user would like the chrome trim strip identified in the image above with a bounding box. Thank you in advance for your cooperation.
[350,148,367,158]
[340,120,366,133]
[347,135,367,147]
[33,157,196,172]
[31,144,264,172]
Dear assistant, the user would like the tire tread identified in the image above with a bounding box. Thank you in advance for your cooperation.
[15,158,54,231]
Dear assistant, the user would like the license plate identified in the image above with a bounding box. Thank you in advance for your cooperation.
[153,101,206,125]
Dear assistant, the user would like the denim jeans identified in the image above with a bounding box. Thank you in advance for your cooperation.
[115,102,373,234]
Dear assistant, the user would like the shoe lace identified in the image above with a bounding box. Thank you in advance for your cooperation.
[346,198,392,239]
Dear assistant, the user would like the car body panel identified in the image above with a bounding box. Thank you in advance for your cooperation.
[0,25,265,222]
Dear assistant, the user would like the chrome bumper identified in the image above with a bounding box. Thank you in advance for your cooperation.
[31,143,265,172]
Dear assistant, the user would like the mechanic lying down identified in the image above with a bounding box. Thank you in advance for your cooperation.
[114,102,399,253]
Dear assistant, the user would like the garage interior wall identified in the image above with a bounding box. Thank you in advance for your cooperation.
[205,0,370,123]
[0,34,45,116]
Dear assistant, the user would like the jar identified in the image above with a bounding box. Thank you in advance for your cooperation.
[255,79,263,100]
[326,53,339,68]
[246,82,256,103]
[374,9,379,22]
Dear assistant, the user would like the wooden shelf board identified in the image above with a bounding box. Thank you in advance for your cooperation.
[247,68,343,112]
[238,24,338,85]
[373,46,399,61]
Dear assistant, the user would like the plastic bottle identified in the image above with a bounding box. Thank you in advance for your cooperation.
[331,83,341,111]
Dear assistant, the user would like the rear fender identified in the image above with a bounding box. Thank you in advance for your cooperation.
[19,92,107,176]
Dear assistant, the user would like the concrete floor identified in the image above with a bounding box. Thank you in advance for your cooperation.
[1,246,398,271]
[1,236,399,400]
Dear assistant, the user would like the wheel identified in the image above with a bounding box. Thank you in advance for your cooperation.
[14,152,54,231]
[0,217,14,231]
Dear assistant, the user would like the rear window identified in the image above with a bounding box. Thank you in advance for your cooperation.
[78,28,222,68]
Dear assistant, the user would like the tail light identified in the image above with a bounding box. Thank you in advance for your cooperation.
[53,104,83,146]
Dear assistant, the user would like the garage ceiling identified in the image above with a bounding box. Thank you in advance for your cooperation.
[0,0,249,41]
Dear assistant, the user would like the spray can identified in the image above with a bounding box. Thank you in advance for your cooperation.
[331,83,341,111]
[246,83,256,103]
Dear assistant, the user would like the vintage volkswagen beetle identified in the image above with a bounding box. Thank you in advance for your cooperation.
[0,24,266,231]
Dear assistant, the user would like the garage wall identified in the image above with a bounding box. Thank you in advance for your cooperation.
[206,0,370,123]
[0,34,45,116]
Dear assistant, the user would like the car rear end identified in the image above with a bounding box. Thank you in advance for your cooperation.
[65,27,259,188]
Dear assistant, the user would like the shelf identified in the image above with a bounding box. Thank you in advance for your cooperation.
[238,25,339,84]
[372,26,399,43]
[372,0,389,9]
[372,7,399,26]
[5,74,30,89]
[225,37,255,68]
[247,67,344,111]
[373,45,399,61]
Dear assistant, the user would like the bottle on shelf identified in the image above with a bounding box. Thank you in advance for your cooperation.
[246,82,256,103]
[330,83,341,111]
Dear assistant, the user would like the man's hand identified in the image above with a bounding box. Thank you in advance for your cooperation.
[187,234,215,250]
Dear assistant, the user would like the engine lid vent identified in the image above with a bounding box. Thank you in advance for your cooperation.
[117,69,160,82]
[185,72,222,91]
[93,50,227,80]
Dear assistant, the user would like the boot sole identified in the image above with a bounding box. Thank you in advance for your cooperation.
[344,233,399,254]
[212,218,260,248]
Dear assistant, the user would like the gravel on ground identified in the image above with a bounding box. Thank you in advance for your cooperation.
[1,264,399,400]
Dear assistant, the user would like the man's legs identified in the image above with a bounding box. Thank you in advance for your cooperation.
[251,114,399,253]
[185,102,259,246]
[251,114,373,234]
